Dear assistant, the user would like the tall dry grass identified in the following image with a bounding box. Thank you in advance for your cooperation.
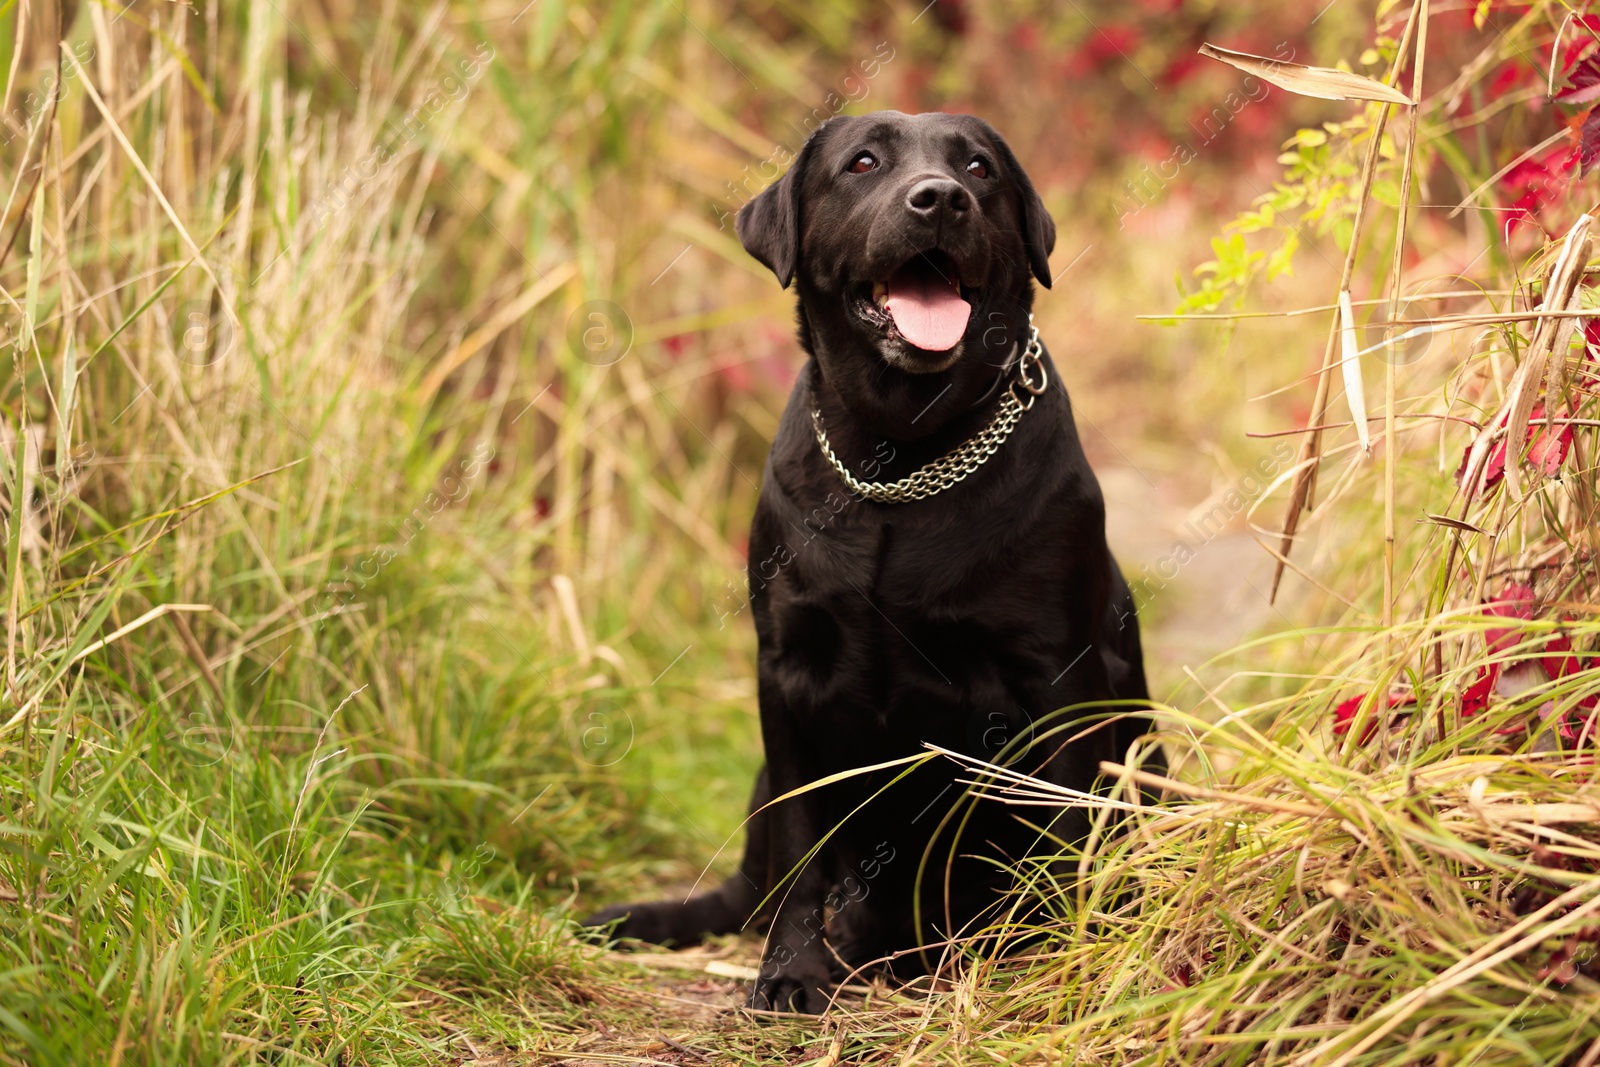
[0,1,788,1059]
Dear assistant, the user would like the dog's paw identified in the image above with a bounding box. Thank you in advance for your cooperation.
[575,904,624,945]
[578,901,665,946]
[577,900,701,947]
[747,965,831,1015]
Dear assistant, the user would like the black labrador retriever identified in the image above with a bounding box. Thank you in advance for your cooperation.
[584,111,1160,1013]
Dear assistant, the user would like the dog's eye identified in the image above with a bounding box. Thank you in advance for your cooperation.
[848,153,878,174]
[967,157,990,179]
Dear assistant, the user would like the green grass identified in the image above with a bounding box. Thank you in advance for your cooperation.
[6,0,1600,1064]
[0,3,777,1060]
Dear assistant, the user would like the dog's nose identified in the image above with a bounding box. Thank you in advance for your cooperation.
[906,177,971,221]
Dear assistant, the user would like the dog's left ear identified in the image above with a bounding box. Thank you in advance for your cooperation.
[981,123,1057,289]
[736,136,820,290]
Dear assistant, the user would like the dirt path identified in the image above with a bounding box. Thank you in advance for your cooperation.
[1098,463,1283,698]
[511,947,868,1065]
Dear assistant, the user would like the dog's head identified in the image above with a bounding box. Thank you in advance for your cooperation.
[737,111,1055,435]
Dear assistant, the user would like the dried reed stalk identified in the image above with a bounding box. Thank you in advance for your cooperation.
[1271,0,1425,601]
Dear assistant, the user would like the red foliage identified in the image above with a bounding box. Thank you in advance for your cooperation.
[1456,585,1600,743]
[1160,52,1205,88]
[1461,666,1497,717]
[1337,584,1600,746]
[1487,62,1525,100]
[716,356,753,393]
[1527,410,1575,477]
[1498,141,1578,239]
[1333,692,1415,743]
[1484,581,1536,652]
[1559,16,1600,71]
[1551,47,1600,175]
[929,0,969,37]
[1559,57,1600,106]
[1069,24,1143,76]
[1455,403,1573,495]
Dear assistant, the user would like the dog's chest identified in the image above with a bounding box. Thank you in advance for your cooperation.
[756,489,1078,745]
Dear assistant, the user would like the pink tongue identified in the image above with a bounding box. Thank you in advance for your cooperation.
[885,273,972,352]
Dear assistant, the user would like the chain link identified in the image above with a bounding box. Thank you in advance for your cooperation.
[811,321,1045,504]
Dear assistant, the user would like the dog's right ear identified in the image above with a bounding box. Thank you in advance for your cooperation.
[736,138,817,290]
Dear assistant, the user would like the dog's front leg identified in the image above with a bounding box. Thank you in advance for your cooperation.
[747,677,834,1014]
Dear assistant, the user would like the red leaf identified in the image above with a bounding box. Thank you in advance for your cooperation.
[1458,409,1512,494]
[1538,942,1580,984]
[1460,662,1527,734]
[1563,702,1600,744]
[1485,582,1537,652]
[1563,18,1600,71]
[1161,52,1204,87]
[1502,158,1554,190]
[1544,631,1600,743]
[1456,405,1572,495]
[1581,108,1600,176]
[1464,592,1600,741]
[1462,664,1499,716]
[1497,139,1578,240]
[1527,414,1574,476]
[1558,57,1600,104]
[1485,435,1510,489]
[1502,189,1545,242]
[1333,692,1415,743]
[1477,586,1529,653]
[1547,632,1580,677]
[1068,23,1142,75]
[1488,63,1526,100]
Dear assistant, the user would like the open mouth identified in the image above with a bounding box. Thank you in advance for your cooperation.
[855,250,976,353]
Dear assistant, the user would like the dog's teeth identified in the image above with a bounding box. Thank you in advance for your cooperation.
[872,282,888,306]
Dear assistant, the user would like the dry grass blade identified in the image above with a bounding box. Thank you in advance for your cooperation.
[1339,289,1371,455]
[61,42,234,326]
[1308,880,1600,1067]
[1384,0,1427,630]
[1098,760,1333,818]
[1271,0,1425,600]
[416,263,577,402]
[1198,43,1415,104]
[1460,213,1591,498]
[2,604,215,731]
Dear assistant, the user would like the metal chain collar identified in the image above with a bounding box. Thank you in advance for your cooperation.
[810,319,1048,504]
